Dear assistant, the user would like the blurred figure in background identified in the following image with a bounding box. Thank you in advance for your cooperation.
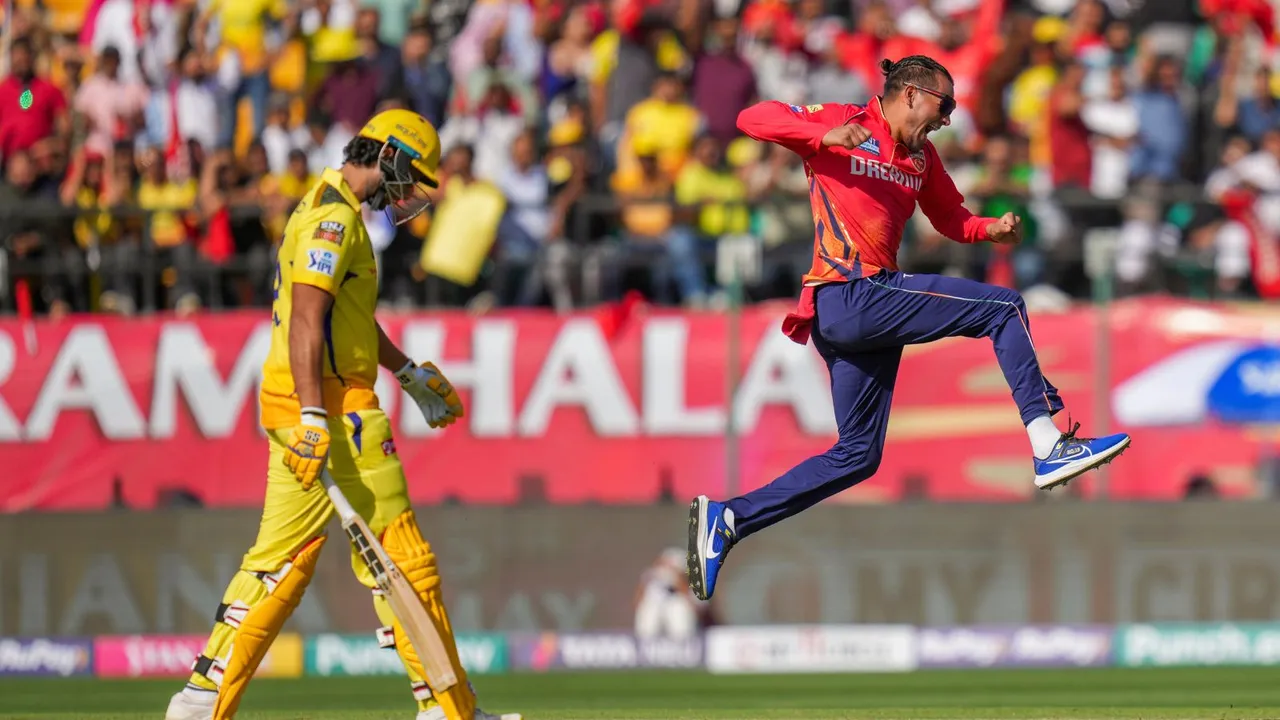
[675,134,753,302]
[357,7,403,101]
[1081,64,1138,201]
[619,72,703,180]
[135,145,201,314]
[690,17,758,147]
[1131,55,1189,184]
[493,128,573,308]
[0,37,70,168]
[199,0,287,148]
[439,82,526,182]
[75,46,150,157]
[396,24,453,129]
[634,548,708,641]
[1,148,76,315]
[971,135,1041,289]
[602,141,707,306]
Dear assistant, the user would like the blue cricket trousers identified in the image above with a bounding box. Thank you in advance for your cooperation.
[725,271,1064,539]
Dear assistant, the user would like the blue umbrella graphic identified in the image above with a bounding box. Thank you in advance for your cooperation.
[1206,344,1280,495]
[1206,344,1280,424]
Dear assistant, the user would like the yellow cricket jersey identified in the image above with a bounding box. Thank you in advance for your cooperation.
[259,169,381,429]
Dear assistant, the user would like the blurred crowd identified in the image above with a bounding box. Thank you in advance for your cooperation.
[2,0,1280,316]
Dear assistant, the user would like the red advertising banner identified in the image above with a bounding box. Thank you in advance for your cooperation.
[0,297,1273,510]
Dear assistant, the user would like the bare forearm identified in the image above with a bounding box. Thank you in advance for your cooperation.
[377,322,411,371]
[289,318,326,411]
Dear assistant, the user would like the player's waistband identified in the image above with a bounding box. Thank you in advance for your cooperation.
[259,380,380,429]
[803,255,898,286]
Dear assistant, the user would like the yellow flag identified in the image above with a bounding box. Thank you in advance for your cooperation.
[420,180,507,287]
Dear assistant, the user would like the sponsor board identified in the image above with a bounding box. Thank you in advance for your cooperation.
[917,625,1112,668]
[508,633,702,671]
[705,625,916,674]
[306,633,507,676]
[93,634,303,678]
[8,298,1273,513]
[1116,623,1280,667]
[0,637,93,677]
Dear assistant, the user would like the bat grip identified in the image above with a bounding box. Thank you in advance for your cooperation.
[319,469,359,524]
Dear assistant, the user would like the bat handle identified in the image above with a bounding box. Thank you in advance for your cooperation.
[319,468,359,524]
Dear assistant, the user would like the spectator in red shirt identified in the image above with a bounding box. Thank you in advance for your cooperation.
[1049,61,1091,190]
[690,17,758,146]
[0,37,69,169]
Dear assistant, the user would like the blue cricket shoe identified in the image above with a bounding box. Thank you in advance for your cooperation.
[1034,422,1131,490]
[687,495,735,601]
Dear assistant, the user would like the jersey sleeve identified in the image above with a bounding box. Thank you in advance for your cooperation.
[736,101,853,159]
[291,202,360,295]
[918,145,995,244]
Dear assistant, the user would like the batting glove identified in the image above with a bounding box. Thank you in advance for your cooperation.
[284,409,331,489]
[396,360,465,428]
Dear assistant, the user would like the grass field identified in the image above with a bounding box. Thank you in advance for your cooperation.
[3,667,1280,720]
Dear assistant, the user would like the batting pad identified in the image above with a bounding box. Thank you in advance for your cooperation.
[208,535,327,720]
[376,510,475,720]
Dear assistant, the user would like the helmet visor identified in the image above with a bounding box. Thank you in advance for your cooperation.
[380,140,436,226]
[385,179,434,225]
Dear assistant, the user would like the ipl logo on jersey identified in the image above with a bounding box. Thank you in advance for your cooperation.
[307,249,337,277]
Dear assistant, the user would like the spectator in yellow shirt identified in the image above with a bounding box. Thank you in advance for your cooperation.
[260,149,317,239]
[202,0,289,148]
[675,135,750,239]
[618,72,704,180]
[604,144,707,306]
[588,12,690,171]
[135,146,201,313]
[676,135,758,296]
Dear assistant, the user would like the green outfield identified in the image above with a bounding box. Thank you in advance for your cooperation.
[2,667,1279,719]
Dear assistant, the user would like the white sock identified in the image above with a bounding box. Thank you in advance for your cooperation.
[1027,415,1062,459]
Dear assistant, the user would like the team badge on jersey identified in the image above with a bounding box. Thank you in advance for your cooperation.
[307,249,337,277]
[381,439,397,456]
[856,137,880,156]
[313,221,345,245]
[805,104,824,112]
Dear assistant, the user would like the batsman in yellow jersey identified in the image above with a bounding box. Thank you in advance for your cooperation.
[164,109,522,720]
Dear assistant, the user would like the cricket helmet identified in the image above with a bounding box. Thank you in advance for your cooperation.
[356,108,442,225]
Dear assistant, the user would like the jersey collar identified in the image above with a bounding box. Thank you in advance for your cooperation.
[862,96,891,131]
[860,96,928,176]
[320,168,362,209]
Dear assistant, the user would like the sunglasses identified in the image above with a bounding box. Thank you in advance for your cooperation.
[907,83,956,118]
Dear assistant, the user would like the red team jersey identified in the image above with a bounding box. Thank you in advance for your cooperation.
[736,96,995,343]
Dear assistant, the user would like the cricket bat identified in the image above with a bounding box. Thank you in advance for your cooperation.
[319,469,459,690]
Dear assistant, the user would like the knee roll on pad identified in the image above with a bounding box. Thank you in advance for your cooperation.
[211,535,327,720]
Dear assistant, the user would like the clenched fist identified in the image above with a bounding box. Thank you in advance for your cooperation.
[821,124,873,150]
[986,212,1023,245]
[284,410,330,490]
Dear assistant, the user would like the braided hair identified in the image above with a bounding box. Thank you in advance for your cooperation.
[880,55,953,98]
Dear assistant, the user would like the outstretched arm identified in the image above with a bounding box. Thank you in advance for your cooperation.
[736,101,855,159]
[918,149,999,244]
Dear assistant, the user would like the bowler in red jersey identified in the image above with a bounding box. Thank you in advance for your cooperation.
[687,56,1131,602]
